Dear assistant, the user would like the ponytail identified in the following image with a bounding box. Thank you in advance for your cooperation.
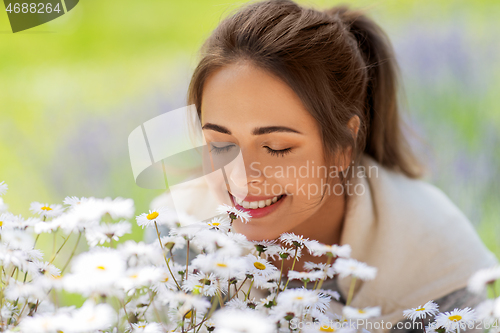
[325,5,423,178]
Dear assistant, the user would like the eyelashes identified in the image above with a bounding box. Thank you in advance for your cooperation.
[209,144,293,157]
[264,146,292,157]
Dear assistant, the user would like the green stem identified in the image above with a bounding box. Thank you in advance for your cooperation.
[185,239,190,280]
[154,222,181,290]
[346,276,357,306]
[275,259,285,298]
[50,231,73,264]
[61,231,81,274]
[283,246,299,291]
[244,280,254,301]
[315,256,333,291]
[228,277,248,302]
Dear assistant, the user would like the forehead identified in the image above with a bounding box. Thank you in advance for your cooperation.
[200,62,316,130]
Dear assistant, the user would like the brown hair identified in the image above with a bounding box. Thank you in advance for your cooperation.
[187,0,423,181]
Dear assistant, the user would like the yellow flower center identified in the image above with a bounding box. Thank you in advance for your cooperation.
[295,296,303,300]
[147,211,159,220]
[416,308,426,311]
[185,310,193,319]
[320,327,335,332]
[254,262,266,270]
[96,266,106,270]
[216,262,227,267]
[358,309,366,314]
[449,315,462,322]
[130,274,138,279]
[211,222,220,226]
[0,221,3,227]
[41,206,52,211]
[138,325,146,329]
[162,276,169,282]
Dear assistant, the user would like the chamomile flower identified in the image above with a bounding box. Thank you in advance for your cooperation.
[4,278,48,301]
[280,232,310,247]
[192,228,243,256]
[343,306,381,319]
[19,311,72,333]
[332,258,377,281]
[117,266,163,294]
[0,213,32,230]
[30,202,64,218]
[203,215,231,232]
[212,308,275,333]
[0,245,30,270]
[467,266,500,294]
[84,220,131,247]
[302,320,344,333]
[63,196,91,206]
[287,270,325,282]
[474,299,497,326]
[182,272,222,297]
[252,269,282,290]
[71,300,116,332]
[276,288,330,313]
[28,260,61,278]
[63,248,126,296]
[160,235,187,252]
[169,224,203,241]
[150,267,179,291]
[191,253,246,280]
[308,242,352,258]
[136,206,176,228]
[250,239,278,255]
[216,204,251,223]
[317,289,341,301]
[245,254,279,279]
[1,228,33,250]
[0,181,8,195]
[118,240,164,267]
[99,197,135,219]
[256,294,278,310]
[403,300,439,321]
[33,219,60,234]
[129,322,164,333]
[226,298,252,311]
[266,245,301,261]
[435,308,476,332]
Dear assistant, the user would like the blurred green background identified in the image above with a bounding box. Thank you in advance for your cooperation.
[0,0,499,262]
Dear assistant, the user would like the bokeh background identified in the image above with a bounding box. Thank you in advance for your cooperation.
[1,0,499,275]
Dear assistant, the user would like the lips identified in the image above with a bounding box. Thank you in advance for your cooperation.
[229,192,287,219]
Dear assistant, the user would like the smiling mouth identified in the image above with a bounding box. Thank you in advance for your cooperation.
[230,193,286,209]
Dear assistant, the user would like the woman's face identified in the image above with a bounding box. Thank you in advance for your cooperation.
[201,61,346,241]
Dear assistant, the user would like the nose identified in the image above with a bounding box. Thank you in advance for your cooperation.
[227,149,264,193]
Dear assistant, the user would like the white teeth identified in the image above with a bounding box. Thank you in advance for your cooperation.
[233,195,283,209]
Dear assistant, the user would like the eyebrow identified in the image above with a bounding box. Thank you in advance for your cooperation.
[202,123,302,135]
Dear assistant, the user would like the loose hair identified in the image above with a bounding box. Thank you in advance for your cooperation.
[187,0,423,186]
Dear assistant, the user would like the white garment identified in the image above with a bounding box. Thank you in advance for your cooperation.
[151,153,498,332]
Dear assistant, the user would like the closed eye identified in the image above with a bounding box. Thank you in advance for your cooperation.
[264,146,293,157]
[210,144,236,154]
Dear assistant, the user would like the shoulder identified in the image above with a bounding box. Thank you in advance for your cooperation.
[342,154,497,314]
[359,154,484,239]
